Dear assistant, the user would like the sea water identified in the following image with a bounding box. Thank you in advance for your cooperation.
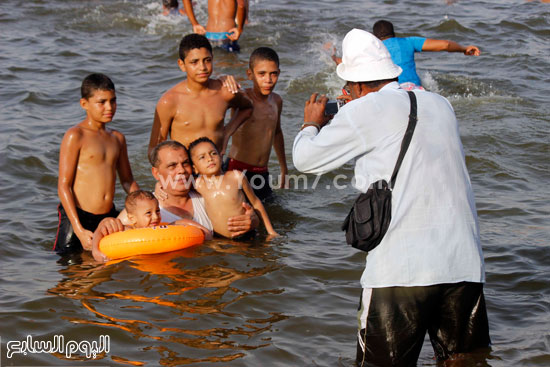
[0,0,549,365]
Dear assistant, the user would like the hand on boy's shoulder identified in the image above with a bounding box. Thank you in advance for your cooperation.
[217,79,244,101]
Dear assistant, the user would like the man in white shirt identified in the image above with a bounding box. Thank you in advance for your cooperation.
[292,29,490,366]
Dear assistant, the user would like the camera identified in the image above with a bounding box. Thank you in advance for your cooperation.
[325,99,344,116]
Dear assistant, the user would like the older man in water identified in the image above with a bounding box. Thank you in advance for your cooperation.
[96,140,259,239]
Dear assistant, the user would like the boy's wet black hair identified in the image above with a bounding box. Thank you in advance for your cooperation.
[373,20,395,40]
[179,34,213,61]
[125,190,157,214]
[249,47,280,69]
[188,136,217,157]
[81,73,115,99]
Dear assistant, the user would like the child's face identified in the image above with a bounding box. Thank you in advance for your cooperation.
[80,89,117,123]
[179,48,213,83]
[247,60,280,96]
[191,142,221,176]
[128,198,161,228]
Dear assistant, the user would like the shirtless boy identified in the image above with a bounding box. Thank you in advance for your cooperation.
[223,47,288,200]
[55,73,139,255]
[182,0,246,52]
[188,137,278,238]
[148,33,252,155]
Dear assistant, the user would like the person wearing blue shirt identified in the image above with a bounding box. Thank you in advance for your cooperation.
[330,21,481,90]
[373,20,481,89]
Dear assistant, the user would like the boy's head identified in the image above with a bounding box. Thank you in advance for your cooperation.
[81,73,115,100]
[373,20,395,40]
[125,190,161,228]
[80,73,117,123]
[248,47,280,96]
[163,0,178,9]
[178,34,214,83]
[188,137,221,176]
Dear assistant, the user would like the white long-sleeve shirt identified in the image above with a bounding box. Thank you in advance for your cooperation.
[293,82,485,288]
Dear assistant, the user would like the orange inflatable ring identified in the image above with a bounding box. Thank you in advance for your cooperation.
[99,225,204,260]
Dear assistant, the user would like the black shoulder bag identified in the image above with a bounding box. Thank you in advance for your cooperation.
[341,91,418,252]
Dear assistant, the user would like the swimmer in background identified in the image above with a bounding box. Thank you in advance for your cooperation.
[188,137,278,239]
[55,73,139,256]
[222,47,288,201]
[182,0,246,52]
[162,0,185,16]
[91,190,210,262]
[329,20,481,90]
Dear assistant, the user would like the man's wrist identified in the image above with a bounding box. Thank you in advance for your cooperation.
[300,122,321,131]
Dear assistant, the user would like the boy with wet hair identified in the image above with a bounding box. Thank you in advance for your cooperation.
[55,73,139,256]
[222,47,288,200]
[148,33,252,155]
[188,137,278,238]
[91,189,212,262]
[124,190,161,228]
[182,0,246,52]
[91,190,160,262]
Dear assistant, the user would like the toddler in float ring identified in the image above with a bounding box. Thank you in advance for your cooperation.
[91,190,209,262]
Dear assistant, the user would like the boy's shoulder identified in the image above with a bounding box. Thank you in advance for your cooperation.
[63,123,85,138]
[272,92,283,107]
[161,81,187,100]
[107,127,126,142]
[226,169,245,184]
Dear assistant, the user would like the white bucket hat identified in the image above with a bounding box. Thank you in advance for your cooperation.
[336,28,402,82]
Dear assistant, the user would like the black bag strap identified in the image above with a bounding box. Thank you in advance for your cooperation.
[389,91,418,189]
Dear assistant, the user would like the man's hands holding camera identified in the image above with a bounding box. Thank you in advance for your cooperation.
[302,92,349,131]
[302,93,331,131]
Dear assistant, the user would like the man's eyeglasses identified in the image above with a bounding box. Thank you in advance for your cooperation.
[342,82,354,95]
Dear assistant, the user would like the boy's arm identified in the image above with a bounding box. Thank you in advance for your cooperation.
[237,172,278,236]
[273,96,288,188]
[182,0,206,35]
[148,97,175,157]
[228,0,246,41]
[222,107,252,157]
[221,91,253,156]
[58,128,94,249]
[228,90,253,111]
[92,217,125,262]
[422,39,481,55]
[114,131,140,194]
